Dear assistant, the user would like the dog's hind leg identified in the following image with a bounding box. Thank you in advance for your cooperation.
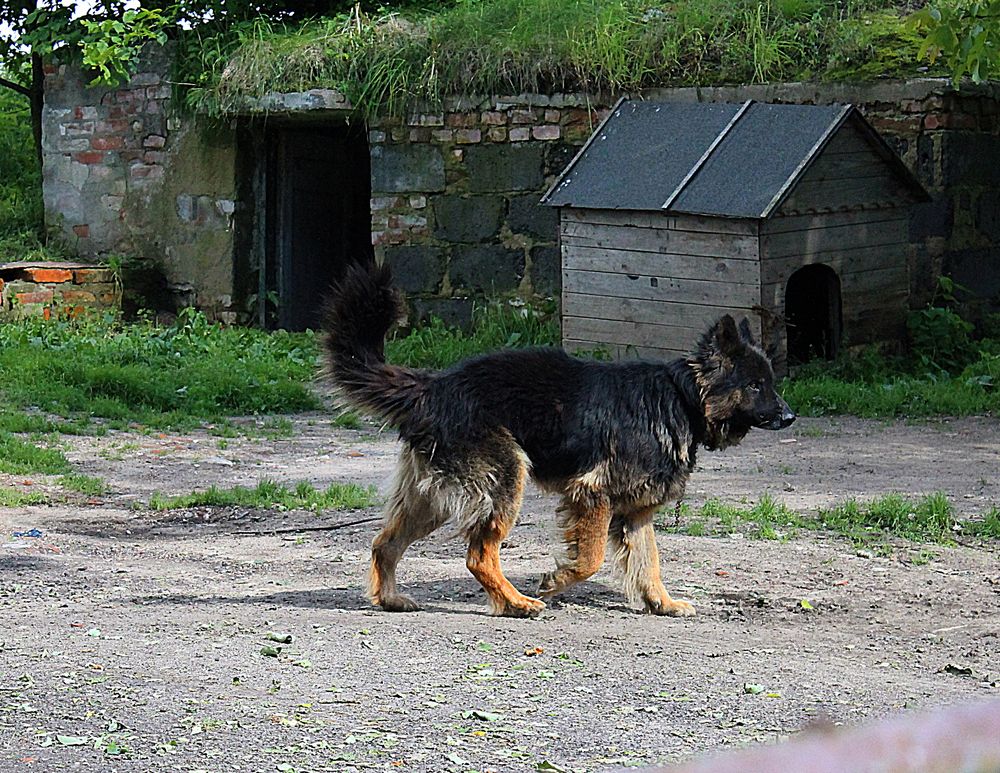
[537,494,612,598]
[610,507,695,617]
[463,449,545,618]
[368,448,446,612]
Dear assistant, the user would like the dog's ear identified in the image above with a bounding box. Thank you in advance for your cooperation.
[711,314,743,357]
[738,318,757,345]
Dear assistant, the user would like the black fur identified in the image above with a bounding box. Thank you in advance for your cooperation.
[322,262,795,617]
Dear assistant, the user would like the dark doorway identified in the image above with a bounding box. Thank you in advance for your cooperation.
[785,264,842,364]
[271,123,372,331]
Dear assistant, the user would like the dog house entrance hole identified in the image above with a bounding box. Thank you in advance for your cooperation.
[785,264,842,363]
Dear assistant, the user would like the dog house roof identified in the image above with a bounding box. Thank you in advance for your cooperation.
[541,99,928,218]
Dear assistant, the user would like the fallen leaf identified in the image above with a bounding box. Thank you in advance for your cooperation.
[743,683,765,695]
[799,599,814,610]
[524,646,544,656]
[939,663,975,677]
[56,736,88,746]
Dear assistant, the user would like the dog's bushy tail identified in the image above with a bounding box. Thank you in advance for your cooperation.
[322,262,428,425]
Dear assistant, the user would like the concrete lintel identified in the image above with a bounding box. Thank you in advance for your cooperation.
[235,89,353,115]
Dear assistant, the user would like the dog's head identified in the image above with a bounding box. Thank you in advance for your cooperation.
[690,315,795,444]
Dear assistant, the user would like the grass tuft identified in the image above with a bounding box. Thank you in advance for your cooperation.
[818,492,957,544]
[0,487,48,507]
[179,0,927,120]
[386,301,559,369]
[0,309,321,432]
[964,507,1000,540]
[147,480,377,512]
[58,474,108,497]
[0,433,72,476]
[699,494,803,540]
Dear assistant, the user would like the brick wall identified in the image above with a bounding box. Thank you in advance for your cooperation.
[41,47,238,321]
[0,263,119,319]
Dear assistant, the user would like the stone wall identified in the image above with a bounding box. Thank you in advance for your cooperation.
[41,47,238,320]
[367,96,606,326]
[41,55,1000,325]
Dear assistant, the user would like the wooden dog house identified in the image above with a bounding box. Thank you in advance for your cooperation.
[542,99,930,367]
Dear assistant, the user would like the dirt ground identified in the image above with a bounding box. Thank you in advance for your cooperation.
[2,413,999,772]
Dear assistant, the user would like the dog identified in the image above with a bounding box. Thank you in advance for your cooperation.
[322,262,795,618]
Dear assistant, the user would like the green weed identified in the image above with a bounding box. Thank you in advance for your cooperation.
[818,492,957,543]
[964,507,1000,540]
[58,474,107,497]
[0,433,72,475]
[331,410,364,430]
[147,479,377,511]
[0,308,321,431]
[386,301,558,370]
[0,487,48,507]
[178,0,927,120]
[700,494,803,540]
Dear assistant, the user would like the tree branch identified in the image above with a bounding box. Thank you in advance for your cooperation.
[0,75,32,98]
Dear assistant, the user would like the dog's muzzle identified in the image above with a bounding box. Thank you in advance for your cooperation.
[758,397,796,430]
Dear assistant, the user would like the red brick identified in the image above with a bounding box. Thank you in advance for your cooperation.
[91,136,124,151]
[73,151,106,165]
[74,268,114,283]
[61,290,97,303]
[143,134,166,149]
[25,268,73,283]
[15,290,54,304]
[72,224,90,238]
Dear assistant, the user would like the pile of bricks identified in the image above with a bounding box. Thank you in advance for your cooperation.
[0,263,120,319]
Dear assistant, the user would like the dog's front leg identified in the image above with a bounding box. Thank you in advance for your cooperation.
[613,508,695,617]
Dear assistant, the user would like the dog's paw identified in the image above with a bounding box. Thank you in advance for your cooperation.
[496,595,546,619]
[645,598,696,617]
[379,594,421,612]
[536,571,559,597]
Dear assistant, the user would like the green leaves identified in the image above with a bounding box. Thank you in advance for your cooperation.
[79,8,173,86]
[910,1,1000,85]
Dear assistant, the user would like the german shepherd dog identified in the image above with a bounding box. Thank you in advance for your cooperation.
[323,263,795,618]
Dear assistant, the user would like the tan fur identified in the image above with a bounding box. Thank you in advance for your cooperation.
[538,495,613,597]
[611,507,695,617]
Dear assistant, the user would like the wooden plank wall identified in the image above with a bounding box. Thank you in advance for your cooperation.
[779,121,916,214]
[761,209,910,347]
[560,208,761,360]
